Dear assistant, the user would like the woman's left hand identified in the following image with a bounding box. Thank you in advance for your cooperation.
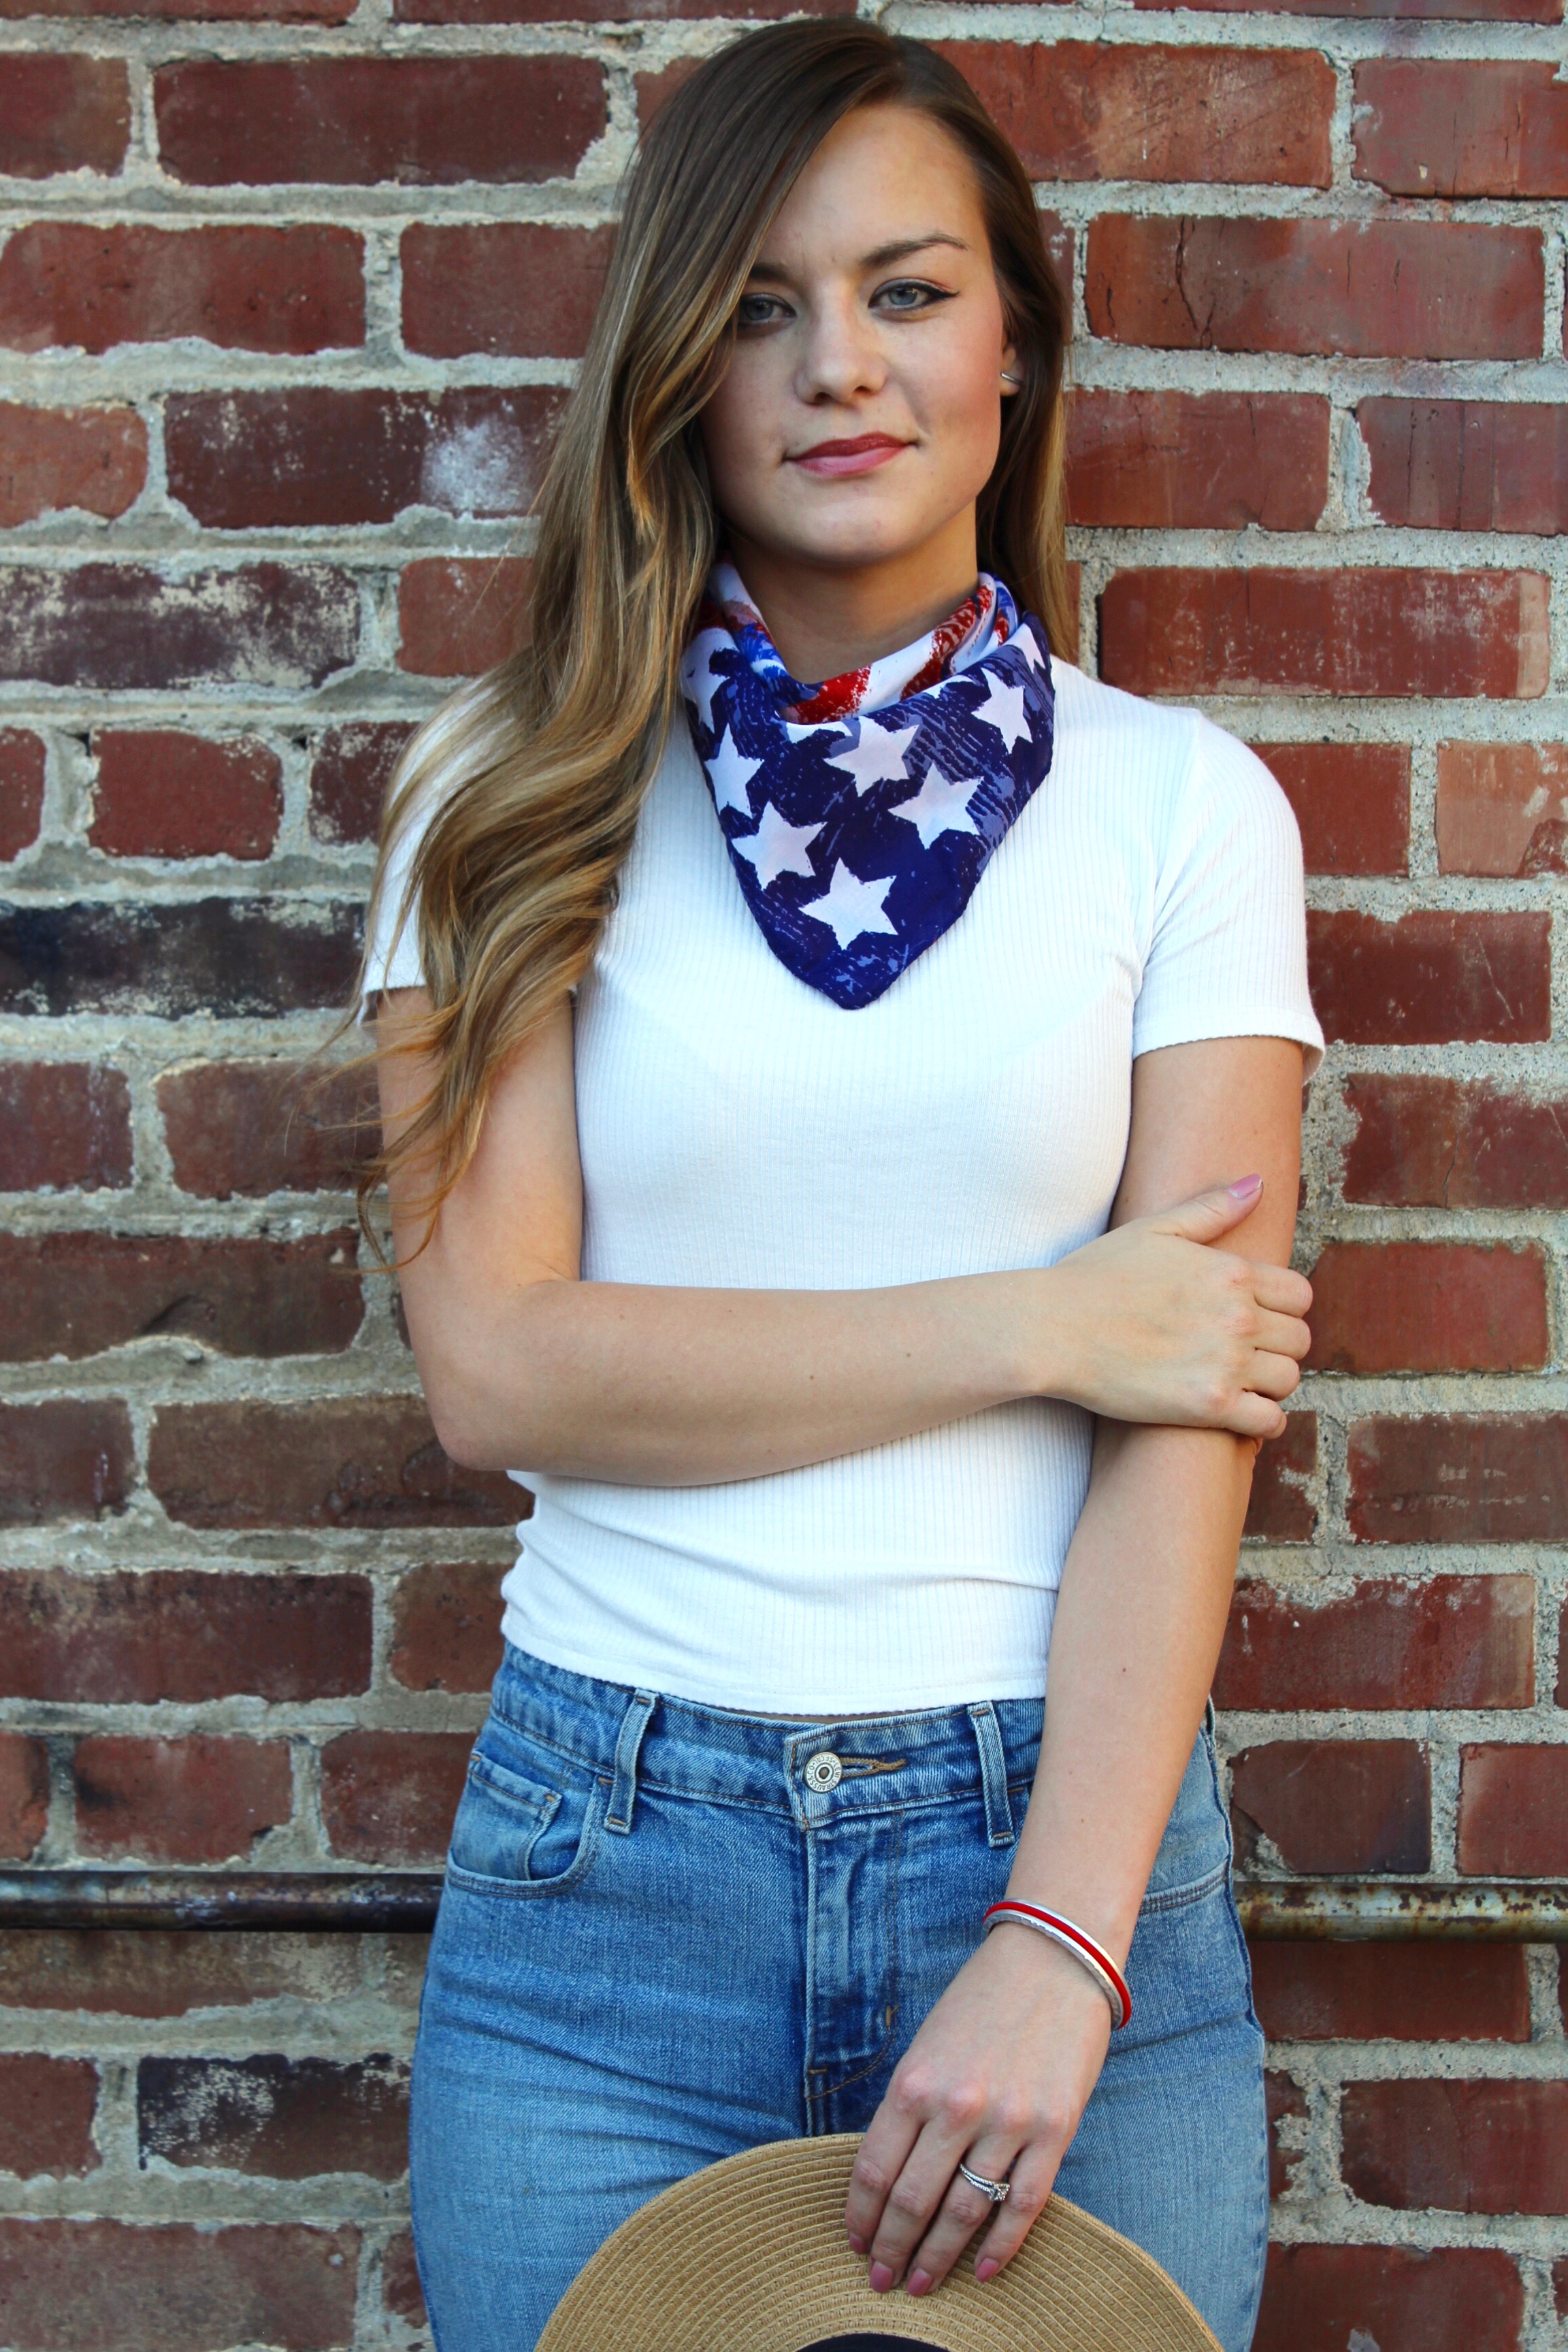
[844,1924,1114,2299]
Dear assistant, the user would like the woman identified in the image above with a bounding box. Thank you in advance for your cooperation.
[361,23,1322,2350]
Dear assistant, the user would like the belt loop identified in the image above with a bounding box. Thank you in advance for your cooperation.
[605,1688,657,1836]
[968,1703,1015,1849]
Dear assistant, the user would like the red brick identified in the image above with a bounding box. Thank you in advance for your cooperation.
[1229,1740,1430,1872]
[0,563,358,691]
[0,56,129,176]
[1458,1744,1568,1875]
[89,731,281,861]
[0,1735,49,1862]
[1100,569,1550,699]
[1343,1074,1568,1210]
[1355,60,1568,197]
[1265,2070,1305,2198]
[148,1399,519,1529]
[1308,911,1549,1044]
[1437,742,1568,876]
[0,0,353,15]
[1252,743,1409,875]
[1066,391,1327,530]
[408,0,847,16]
[1254,2245,1524,2352]
[390,1561,504,1693]
[0,225,363,357]
[0,1062,131,1191]
[0,1931,357,2019]
[155,57,606,186]
[139,2055,408,2180]
[309,723,414,848]
[0,2057,98,2178]
[1350,1418,1568,1546]
[0,2220,359,2352]
[0,404,145,527]
[1250,1942,1531,2043]
[1361,401,1568,535]
[1,899,361,1020]
[1243,1414,1316,1543]
[0,1569,372,1703]
[1086,216,1544,361]
[0,1231,362,1361]
[0,728,44,860]
[382,2230,426,2323]
[941,42,1332,185]
[74,1735,293,1865]
[157,1060,376,1198]
[321,1730,470,1864]
[399,556,532,676]
[0,1401,132,1526]
[401,223,614,359]
[1216,1575,1535,1711]
[1305,1242,1548,1374]
[1344,2078,1568,2215]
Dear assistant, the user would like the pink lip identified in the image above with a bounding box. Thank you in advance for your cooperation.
[790,434,910,478]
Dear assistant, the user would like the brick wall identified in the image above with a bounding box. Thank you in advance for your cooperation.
[0,0,1563,2339]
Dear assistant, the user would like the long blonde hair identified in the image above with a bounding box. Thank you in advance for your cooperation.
[360,19,1072,1239]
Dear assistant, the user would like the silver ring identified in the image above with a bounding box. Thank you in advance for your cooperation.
[958,2159,1011,2206]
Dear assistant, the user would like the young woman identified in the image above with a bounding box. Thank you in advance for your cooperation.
[362,24,1322,2351]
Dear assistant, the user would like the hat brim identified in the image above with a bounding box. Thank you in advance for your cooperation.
[537,2133,1222,2351]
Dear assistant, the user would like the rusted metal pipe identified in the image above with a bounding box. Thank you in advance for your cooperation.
[1237,1880,1568,1941]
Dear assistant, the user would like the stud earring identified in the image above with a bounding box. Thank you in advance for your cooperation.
[1000,370,1022,386]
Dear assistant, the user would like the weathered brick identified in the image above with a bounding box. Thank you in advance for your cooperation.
[1307,912,1550,1045]
[0,1062,131,1191]
[1254,2246,1524,2352]
[1229,1740,1430,1873]
[1066,391,1327,531]
[0,56,129,176]
[1243,1414,1316,1543]
[1350,1418,1568,1546]
[0,1735,49,1862]
[0,404,145,527]
[155,57,606,186]
[309,723,414,848]
[321,1730,470,1864]
[74,1735,293,1865]
[1250,1942,1531,2043]
[1252,743,1409,875]
[401,223,614,359]
[1354,61,1568,197]
[399,556,532,676]
[0,225,363,357]
[1266,2070,1305,2198]
[0,729,44,861]
[167,387,562,529]
[1458,1745,1568,1875]
[941,42,1333,185]
[382,2229,426,2323]
[1152,0,1556,16]
[0,900,361,1019]
[390,1560,504,1693]
[89,731,282,861]
[1342,1074,1568,1210]
[139,2055,409,2180]
[0,1930,357,2019]
[1,1231,362,1362]
[0,2057,98,2178]
[0,1569,371,1703]
[404,0,849,18]
[1344,2079,1568,2215]
[0,1401,132,1526]
[1100,570,1550,700]
[1437,742,1568,876]
[1305,1242,1548,1373]
[0,2220,359,2352]
[1086,216,1545,361]
[157,1060,375,1197]
[0,563,358,691]
[1360,402,1568,535]
[148,1399,519,1529]
[1217,1575,1535,1711]
[0,0,354,15]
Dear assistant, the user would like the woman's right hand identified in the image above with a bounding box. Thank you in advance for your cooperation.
[1032,1176,1312,1439]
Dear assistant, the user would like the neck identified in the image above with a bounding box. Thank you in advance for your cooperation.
[725,513,980,683]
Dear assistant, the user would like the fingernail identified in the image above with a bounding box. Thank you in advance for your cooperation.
[846,2234,866,2256]
[976,2258,1000,2284]
[869,2264,894,2294]
[1226,1174,1262,1200]
[906,2270,932,2298]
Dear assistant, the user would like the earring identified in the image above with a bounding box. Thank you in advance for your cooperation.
[1001,370,1022,386]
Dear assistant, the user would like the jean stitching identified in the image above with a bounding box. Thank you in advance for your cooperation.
[1138,1857,1231,1916]
[444,1776,608,1902]
[805,1810,902,2106]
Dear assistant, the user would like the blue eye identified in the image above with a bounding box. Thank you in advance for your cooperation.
[736,293,790,329]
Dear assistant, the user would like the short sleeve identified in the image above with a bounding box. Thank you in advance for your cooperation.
[1132,717,1324,1079]
[357,787,431,1020]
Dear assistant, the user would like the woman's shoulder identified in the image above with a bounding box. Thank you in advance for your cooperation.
[1049,659,1298,849]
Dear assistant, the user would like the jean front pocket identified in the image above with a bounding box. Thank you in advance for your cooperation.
[446,1724,606,1898]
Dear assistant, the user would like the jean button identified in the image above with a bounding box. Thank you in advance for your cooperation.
[804,1751,843,1793]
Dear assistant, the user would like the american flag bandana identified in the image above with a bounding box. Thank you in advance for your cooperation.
[680,561,1055,1009]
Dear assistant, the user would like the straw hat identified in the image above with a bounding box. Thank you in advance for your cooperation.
[537,2133,1221,2350]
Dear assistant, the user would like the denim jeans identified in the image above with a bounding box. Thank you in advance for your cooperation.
[410,1644,1269,2352]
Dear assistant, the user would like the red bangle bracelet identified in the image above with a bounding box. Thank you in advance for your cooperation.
[981,1900,1132,2029]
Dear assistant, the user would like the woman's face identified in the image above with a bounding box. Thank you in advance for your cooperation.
[698,103,1016,591]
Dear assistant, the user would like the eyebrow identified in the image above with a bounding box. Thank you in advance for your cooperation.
[748,232,970,281]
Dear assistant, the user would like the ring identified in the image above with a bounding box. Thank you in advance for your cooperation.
[958,2159,1011,2206]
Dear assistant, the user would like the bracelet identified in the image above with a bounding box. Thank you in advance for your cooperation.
[981,1900,1132,2029]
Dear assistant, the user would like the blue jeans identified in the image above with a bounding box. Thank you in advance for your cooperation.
[410,1645,1269,2351]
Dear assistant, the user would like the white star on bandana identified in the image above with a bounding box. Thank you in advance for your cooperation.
[826,719,918,796]
[731,802,824,891]
[972,676,1031,752]
[890,764,981,850]
[799,861,899,950]
[706,727,763,817]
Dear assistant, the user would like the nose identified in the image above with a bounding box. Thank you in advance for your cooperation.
[793,289,887,408]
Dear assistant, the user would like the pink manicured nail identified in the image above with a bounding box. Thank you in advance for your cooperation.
[906,2271,932,2298]
[976,2258,1000,2284]
[1226,1174,1263,1200]
[869,2264,894,2294]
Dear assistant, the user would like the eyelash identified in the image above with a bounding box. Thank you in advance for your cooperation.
[734,279,956,330]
